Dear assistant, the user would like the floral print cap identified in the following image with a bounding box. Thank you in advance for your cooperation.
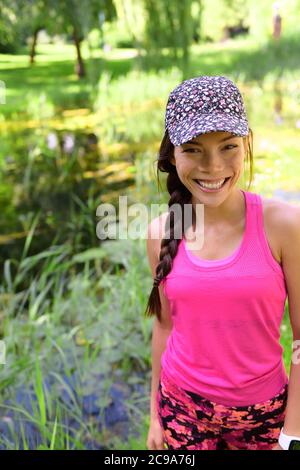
[165,75,249,146]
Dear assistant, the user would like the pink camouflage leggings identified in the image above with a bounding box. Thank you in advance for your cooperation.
[156,368,288,450]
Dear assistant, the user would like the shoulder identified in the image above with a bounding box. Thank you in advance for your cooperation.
[260,194,300,250]
[146,211,170,261]
[263,197,300,322]
[260,194,300,227]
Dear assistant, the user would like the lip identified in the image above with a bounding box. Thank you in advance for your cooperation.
[194,176,232,193]
[195,177,230,182]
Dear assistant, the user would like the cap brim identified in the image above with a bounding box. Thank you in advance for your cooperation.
[167,112,249,146]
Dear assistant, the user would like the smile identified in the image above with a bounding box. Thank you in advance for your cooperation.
[193,176,232,192]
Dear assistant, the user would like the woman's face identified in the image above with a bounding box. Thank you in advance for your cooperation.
[171,131,248,200]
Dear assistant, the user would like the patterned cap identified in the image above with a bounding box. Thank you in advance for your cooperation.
[165,75,249,146]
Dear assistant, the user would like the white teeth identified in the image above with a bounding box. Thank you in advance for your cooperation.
[197,178,226,189]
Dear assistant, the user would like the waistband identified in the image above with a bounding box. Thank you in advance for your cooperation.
[160,367,288,411]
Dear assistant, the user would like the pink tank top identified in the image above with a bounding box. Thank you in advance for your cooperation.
[161,189,289,406]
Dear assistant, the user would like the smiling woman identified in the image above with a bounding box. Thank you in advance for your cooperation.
[144,75,299,452]
[172,131,248,198]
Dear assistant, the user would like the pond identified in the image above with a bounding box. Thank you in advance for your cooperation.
[0,128,140,269]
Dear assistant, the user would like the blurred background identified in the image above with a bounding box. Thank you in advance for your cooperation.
[0,0,299,450]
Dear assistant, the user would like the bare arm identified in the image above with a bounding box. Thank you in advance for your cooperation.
[146,214,173,422]
[280,205,300,438]
[150,318,172,421]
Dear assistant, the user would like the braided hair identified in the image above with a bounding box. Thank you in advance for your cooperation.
[144,128,253,323]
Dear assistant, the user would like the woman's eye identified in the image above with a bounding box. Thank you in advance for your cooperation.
[184,148,199,153]
[224,145,238,150]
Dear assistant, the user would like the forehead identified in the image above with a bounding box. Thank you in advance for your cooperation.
[183,131,236,145]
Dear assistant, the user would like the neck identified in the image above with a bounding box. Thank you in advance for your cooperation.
[190,187,245,231]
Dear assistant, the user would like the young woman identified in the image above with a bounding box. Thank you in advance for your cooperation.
[145,75,300,451]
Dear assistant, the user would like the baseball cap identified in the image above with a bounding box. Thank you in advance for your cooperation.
[165,75,249,146]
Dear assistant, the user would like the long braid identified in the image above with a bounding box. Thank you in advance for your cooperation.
[144,131,191,322]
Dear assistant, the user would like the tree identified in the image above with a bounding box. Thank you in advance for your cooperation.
[47,0,117,78]
[21,0,48,64]
[142,0,195,77]
[0,1,24,53]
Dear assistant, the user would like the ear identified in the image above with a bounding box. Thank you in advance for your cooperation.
[170,147,177,166]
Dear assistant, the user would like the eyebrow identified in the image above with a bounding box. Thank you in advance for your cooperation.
[182,135,238,146]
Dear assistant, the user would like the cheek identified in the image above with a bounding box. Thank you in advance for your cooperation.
[176,161,192,176]
[231,154,244,170]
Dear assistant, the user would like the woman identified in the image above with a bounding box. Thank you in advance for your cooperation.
[145,75,300,450]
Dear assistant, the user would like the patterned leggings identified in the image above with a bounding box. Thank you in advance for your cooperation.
[156,368,288,450]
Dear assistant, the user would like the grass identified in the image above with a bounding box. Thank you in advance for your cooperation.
[1,33,300,118]
[1,33,300,448]
[0,216,153,448]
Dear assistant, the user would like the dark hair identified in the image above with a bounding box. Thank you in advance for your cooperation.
[144,128,254,323]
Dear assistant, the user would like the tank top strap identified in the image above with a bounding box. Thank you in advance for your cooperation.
[242,189,267,251]
[243,190,284,277]
[240,189,260,240]
[233,189,263,263]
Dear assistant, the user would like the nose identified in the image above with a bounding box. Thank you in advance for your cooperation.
[199,151,226,174]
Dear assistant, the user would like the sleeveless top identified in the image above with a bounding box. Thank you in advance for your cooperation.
[161,189,289,406]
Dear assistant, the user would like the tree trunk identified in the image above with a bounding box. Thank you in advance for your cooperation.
[178,0,192,79]
[29,28,40,64]
[164,0,178,60]
[73,27,85,78]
